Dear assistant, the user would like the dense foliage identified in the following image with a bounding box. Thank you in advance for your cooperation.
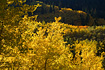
[0,0,105,70]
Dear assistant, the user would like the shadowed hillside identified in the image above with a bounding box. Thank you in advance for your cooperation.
[29,1,105,26]
[36,0,105,19]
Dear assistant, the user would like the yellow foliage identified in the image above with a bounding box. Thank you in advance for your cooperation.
[73,40,104,70]
[0,1,105,70]
[55,17,62,22]
[77,10,86,14]
[61,8,73,11]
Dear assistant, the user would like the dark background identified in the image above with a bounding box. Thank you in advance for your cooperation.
[32,0,105,19]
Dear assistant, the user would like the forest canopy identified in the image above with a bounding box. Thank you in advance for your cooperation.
[0,0,105,70]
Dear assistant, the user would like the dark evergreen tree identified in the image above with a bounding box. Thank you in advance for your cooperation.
[62,17,65,23]
[94,18,98,26]
[49,4,53,13]
[52,2,55,13]
[85,14,90,25]
[80,14,85,26]
[58,1,62,10]
[41,4,45,14]
[71,20,74,25]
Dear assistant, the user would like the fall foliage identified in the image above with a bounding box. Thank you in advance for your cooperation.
[0,0,105,70]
